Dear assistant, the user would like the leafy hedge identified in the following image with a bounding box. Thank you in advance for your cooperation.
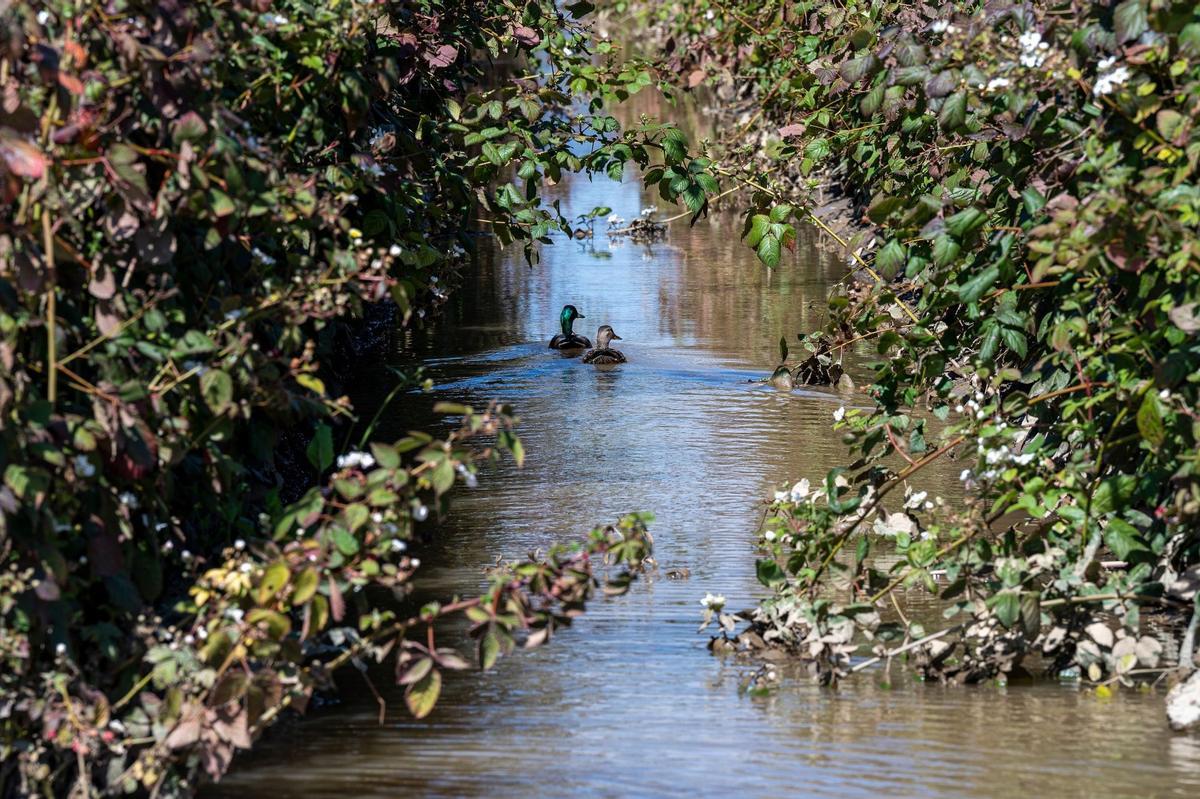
[0,0,731,793]
[647,0,1200,699]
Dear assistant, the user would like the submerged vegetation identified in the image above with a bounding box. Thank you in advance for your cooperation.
[635,0,1200,715]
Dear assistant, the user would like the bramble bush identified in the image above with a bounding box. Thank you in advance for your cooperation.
[0,0,731,794]
[640,0,1200,709]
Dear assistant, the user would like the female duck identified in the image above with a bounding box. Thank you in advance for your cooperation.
[549,304,592,350]
[582,325,626,364]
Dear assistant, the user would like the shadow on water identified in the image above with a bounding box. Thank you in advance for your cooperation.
[209,96,1199,799]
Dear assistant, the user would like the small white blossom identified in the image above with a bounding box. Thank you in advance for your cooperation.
[55,642,67,656]
[1160,389,1172,400]
[959,468,973,482]
[389,244,402,256]
[226,608,244,622]
[700,592,726,611]
[986,77,1011,92]
[790,479,811,501]
[239,562,253,573]
[931,19,950,33]
[705,9,715,20]
[261,13,289,26]
[336,451,376,470]
[833,406,846,422]
[118,491,139,509]
[905,490,929,509]
[234,538,246,550]
[410,558,421,568]
[390,539,407,552]
[37,10,51,25]
[74,454,96,478]
[371,512,384,524]
[764,529,777,542]
[413,504,429,522]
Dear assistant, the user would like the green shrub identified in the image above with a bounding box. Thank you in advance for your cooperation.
[655,0,1200,690]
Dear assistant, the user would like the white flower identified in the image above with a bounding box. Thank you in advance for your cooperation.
[959,468,972,482]
[371,512,384,524]
[562,47,572,56]
[251,247,276,266]
[1018,30,1049,68]
[37,10,51,25]
[700,592,726,611]
[226,608,244,622]
[790,479,811,501]
[410,558,421,568]
[931,19,950,33]
[640,206,657,217]
[55,642,67,656]
[705,9,715,20]
[183,634,195,646]
[74,454,96,478]
[262,13,289,26]
[118,491,139,509]
[234,538,246,550]
[607,213,621,224]
[390,539,407,552]
[773,490,788,502]
[336,450,376,470]
[413,504,429,522]
[905,490,929,509]
[239,562,253,573]
[1160,388,1172,400]
[833,406,846,422]
[986,77,1011,92]
[764,529,777,542]
[389,244,402,256]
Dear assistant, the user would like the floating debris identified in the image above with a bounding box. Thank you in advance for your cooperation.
[608,216,667,243]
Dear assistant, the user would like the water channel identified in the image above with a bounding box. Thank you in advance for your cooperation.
[209,94,1200,799]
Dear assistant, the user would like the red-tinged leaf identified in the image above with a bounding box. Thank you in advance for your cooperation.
[512,25,540,46]
[424,44,458,68]
[327,575,345,621]
[0,134,47,179]
[57,72,84,95]
[778,123,806,138]
[687,69,706,88]
[404,668,441,718]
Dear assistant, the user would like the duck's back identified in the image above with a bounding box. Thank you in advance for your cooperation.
[550,333,592,349]
[583,348,626,364]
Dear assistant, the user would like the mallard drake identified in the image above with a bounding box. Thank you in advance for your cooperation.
[582,325,626,364]
[549,304,592,350]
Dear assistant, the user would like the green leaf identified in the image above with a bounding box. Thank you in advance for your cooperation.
[1113,0,1147,43]
[944,207,986,238]
[839,54,881,84]
[938,91,967,131]
[256,561,290,605]
[756,558,786,588]
[1104,519,1148,560]
[778,336,788,363]
[1136,392,1165,446]
[958,265,999,303]
[404,667,442,719]
[769,204,794,223]
[745,214,771,248]
[307,424,333,473]
[756,234,782,267]
[933,235,961,269]
[330,527,360,556]
[875,239,906,279]
[200,369,234,414]
[987,590,1020,628]
[292,567,320,605]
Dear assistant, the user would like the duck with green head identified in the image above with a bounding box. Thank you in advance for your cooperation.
[582,325,626,364]
[549,304,592,350]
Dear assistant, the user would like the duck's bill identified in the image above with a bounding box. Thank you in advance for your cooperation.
[610,333,622,340]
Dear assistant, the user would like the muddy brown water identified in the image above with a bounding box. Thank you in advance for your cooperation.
[209,136,1199,799]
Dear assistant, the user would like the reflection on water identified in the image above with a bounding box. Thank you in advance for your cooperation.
[210,150,1197,799]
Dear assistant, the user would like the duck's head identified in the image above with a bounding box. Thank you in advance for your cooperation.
[595,324,622,349]
[560,304,585,334]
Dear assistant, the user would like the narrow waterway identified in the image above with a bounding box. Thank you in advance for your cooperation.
[210,111,1200,799]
